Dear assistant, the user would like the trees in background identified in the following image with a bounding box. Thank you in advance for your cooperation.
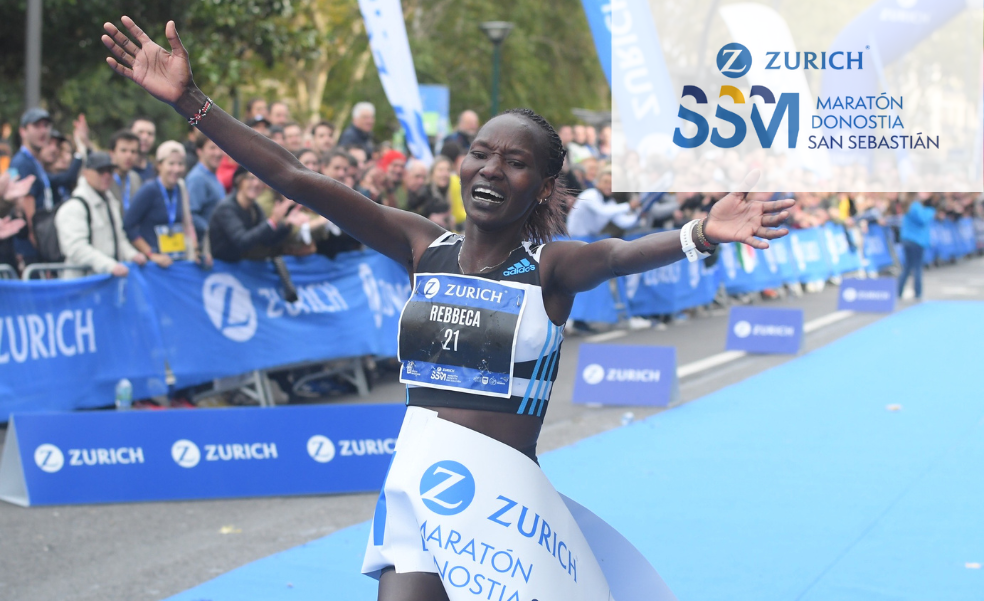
[0,0,609,146]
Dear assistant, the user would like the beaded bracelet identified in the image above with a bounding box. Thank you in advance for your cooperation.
[695,218,717,253]
[187,97,213,127]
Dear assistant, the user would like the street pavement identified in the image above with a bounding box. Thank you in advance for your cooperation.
[1,256,981,601]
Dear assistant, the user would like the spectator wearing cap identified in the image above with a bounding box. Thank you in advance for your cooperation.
[43,118,90,206]
[129,117,158,183]
[376,149,406,208]
[124,141,202,267]
[185,132,226,241]
[55,151,151,279]
[441,110,480,153]
[208,166,304,262]
[107,130,142,213]
[311,121,336,154]
[338,102,376,157]
[269,102,291,127]
[9,108,54,233]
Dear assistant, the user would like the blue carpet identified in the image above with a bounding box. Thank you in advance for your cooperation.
[167,302,984,600]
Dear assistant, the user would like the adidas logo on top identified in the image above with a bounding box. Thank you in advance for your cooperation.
[503,259,536,276]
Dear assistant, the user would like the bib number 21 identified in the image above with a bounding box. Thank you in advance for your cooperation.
[441,328,460,352]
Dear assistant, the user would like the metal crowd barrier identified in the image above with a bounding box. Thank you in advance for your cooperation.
[22,262,92,281]
[0,265,17,280]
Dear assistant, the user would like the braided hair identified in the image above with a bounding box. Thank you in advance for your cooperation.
[501,108,572,246]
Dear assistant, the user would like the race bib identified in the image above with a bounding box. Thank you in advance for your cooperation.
[399,273,527,397]
[155,224,186,258]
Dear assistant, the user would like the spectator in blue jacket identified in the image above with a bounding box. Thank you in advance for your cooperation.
[185,132,226,241]
[898,194,938,299]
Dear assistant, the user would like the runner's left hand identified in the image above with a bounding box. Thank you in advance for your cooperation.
[704,171,795,249]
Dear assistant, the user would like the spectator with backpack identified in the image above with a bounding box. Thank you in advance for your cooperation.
[55,151,150,279]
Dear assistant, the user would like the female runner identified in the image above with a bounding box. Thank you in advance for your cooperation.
[102,17,794,600]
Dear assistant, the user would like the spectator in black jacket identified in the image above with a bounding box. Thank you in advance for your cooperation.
[337,102,375,157]
[208,166,305,262]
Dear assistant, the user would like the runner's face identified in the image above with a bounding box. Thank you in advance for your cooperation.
[459,114,547,230]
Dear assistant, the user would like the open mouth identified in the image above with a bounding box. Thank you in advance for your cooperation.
[471,185,505,203]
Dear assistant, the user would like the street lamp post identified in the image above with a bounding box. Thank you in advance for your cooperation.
[25,0,42,109]
[480,21,514,117]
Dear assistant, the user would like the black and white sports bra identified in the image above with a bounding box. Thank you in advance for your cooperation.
[398,232,564,419]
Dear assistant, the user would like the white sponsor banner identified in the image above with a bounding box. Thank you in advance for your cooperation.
[364,408,675,600]
[358,0,435,165]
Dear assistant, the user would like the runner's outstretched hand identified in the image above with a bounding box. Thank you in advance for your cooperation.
[704,170,795,249]
[102,17,192,107]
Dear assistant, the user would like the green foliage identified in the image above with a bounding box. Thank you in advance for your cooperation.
[1,0,610,148]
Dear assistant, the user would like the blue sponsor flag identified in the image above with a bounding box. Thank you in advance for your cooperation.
[580,0,612,84]
[607,0,678,148]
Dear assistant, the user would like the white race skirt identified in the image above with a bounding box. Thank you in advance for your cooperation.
[362,407,676,601]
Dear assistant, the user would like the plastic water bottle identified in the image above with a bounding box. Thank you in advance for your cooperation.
[115,378,133,410]
[621,411,635,426]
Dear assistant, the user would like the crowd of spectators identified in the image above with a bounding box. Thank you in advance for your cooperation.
[1,102,981,287]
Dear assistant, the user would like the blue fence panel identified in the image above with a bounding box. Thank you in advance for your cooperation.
[565,235,622,323]
[788,229,833,283]
[863,225,894,271]
[136,252,410,388]
[822,223,862,274]
[0,274,168,422]
[719,242,784,294]
[932,222,957,262]
[956,218,976,257]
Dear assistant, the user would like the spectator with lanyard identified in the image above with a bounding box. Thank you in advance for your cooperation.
[123,140,201,267]
[107,130,143,212]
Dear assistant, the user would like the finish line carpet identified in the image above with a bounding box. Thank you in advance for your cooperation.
[168,301,984,600]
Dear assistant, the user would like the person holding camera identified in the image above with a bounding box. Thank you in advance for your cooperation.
[207,165,307,262]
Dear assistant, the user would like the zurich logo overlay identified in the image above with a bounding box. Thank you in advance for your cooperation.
[733,320,753,338]
[582,363,606,385]
[422,278,441,299]
[171,439,201,468]
[717,43,752,79]
[34,444,65,473]
[419,460,476,516]
[306,435,336,463]
[202,273,258,342]
[842,287,858,302]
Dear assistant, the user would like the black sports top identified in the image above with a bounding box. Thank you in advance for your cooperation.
[398,232,564,419]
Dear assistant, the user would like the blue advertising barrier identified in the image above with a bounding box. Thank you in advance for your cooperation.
[822,223,863,275]
[726,307,804,355]
[566,235,622,323]
[863,224,895,271]
[0,251,410,421]
[572,343,678,407]
[788,229,834,283]
[0,404,405,506]
[838,278,897,313]
[719,242,783,294]
[136,251,410,388]
[621,229,719,316]
[0,275,168,421]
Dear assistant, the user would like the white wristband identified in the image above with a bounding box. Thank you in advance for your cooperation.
[680,219,710,263]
